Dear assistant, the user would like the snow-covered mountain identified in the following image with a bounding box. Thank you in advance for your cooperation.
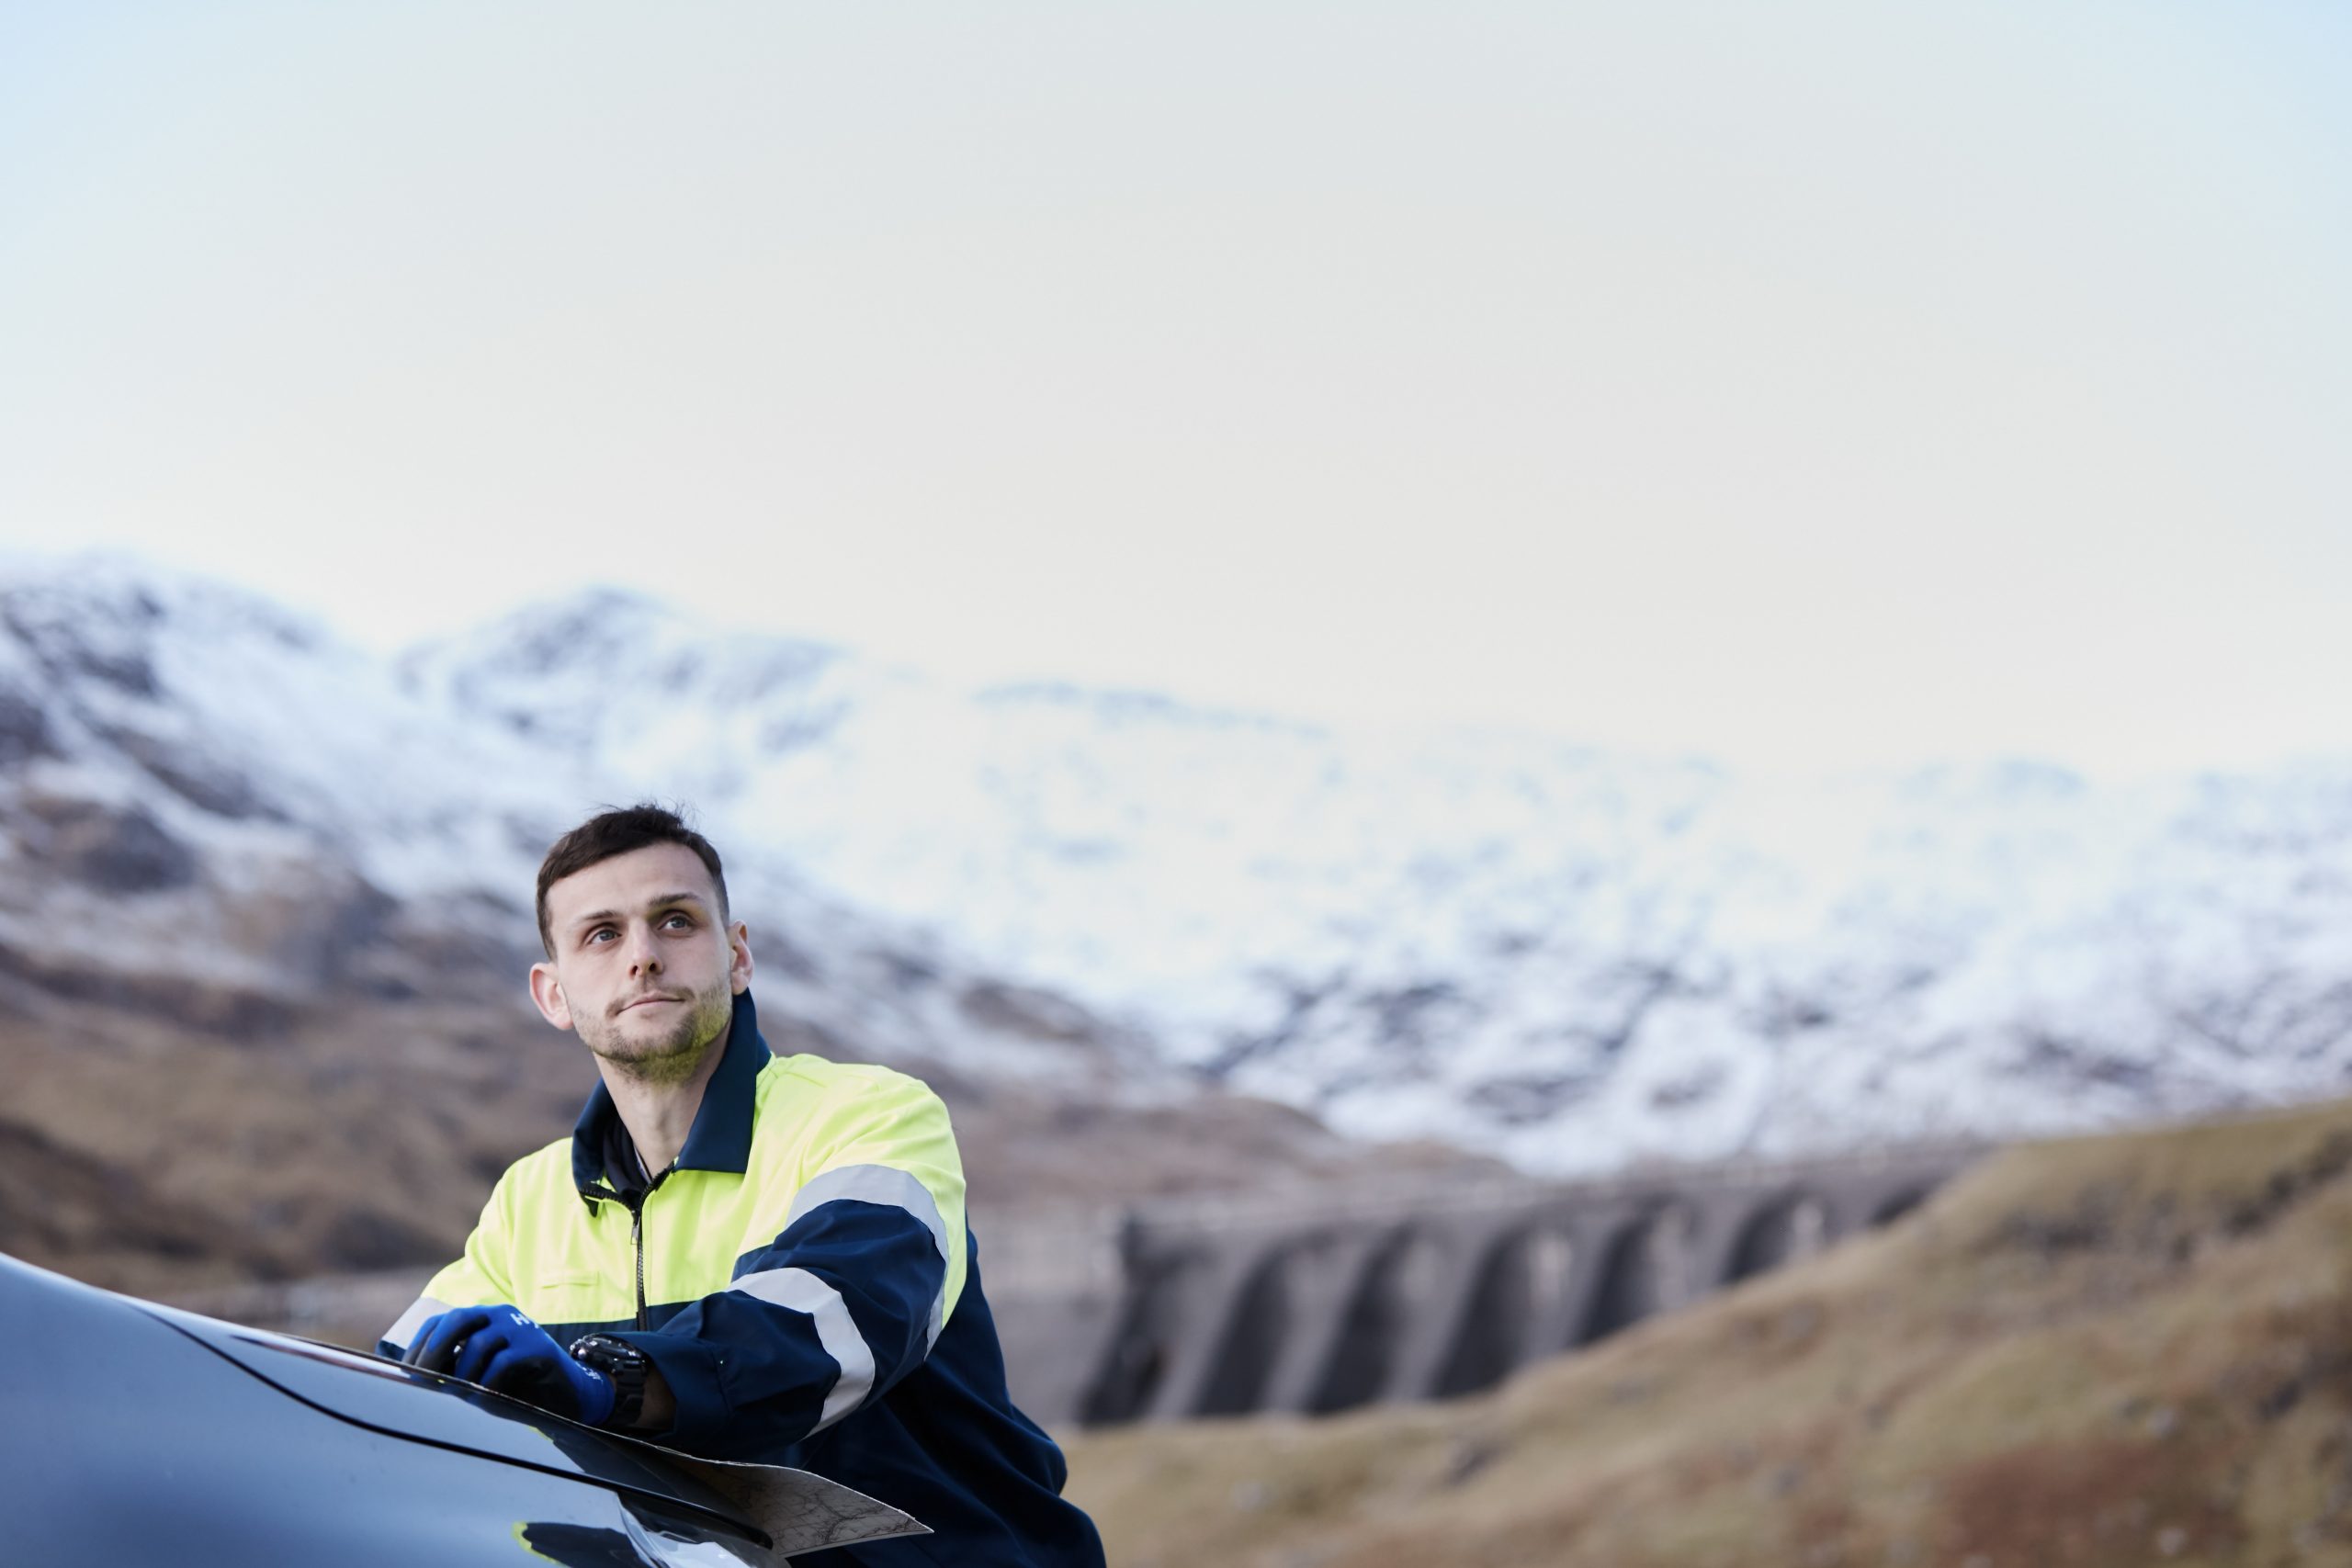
[10,555,2352,1178]
[0,558,1160,1095]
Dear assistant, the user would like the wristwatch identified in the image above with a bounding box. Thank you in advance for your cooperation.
[568,1334,650,1428]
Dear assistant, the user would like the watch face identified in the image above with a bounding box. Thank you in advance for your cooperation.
[572,1337,646,1427]
[578,1337,641,1371]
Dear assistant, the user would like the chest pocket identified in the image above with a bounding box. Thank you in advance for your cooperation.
[524,1269,620,1331]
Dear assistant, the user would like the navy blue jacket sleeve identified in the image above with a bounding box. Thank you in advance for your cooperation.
[616,1071,965,1455]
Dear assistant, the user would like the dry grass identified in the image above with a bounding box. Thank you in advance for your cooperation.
[1065,1100,2352,1568]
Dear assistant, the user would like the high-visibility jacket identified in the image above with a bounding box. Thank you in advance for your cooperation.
[379,989,1104,1568]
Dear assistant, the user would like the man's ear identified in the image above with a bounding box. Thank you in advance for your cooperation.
[529,961,575,1031]
[728,921,755,995]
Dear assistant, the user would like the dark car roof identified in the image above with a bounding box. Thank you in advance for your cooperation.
[0,1253,764,1544]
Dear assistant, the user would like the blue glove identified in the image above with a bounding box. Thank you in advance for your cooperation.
[402,1305,616,1427]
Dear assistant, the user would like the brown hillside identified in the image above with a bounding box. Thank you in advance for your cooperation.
[1064,1100,2352,1568]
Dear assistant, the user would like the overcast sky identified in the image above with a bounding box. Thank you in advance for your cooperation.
[3,3,2346,776]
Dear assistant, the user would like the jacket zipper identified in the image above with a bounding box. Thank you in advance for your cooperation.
[628,1198,649,1331]
[593,1163,667,1332]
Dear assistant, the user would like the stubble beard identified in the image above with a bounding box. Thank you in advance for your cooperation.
[582,979,734,1089]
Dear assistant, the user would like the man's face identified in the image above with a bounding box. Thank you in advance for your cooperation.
[528,842,753,1085]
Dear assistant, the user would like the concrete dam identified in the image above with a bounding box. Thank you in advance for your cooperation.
[987,1141,1983,1428]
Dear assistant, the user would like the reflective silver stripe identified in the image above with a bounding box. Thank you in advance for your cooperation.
[729,1267,877,1431]
[784,1163,952,1348]
[382,1294,453,1353]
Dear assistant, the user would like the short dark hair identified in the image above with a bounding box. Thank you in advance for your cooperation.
[535,804,729,957]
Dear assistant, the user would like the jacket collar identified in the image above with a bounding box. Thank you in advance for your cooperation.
[571,988,770,1202]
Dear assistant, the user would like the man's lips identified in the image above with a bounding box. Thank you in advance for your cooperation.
[615,994,685,1015]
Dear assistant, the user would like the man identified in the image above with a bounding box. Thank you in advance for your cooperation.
[379,805,1103,1567]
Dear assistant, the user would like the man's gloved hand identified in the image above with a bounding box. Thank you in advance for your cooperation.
[401,1305,616,1427]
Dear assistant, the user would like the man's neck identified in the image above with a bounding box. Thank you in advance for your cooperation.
[598,1037,729,1181]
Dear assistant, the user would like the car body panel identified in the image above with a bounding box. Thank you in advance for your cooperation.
[141,1296,756,1529]
[0,1254,777,1566]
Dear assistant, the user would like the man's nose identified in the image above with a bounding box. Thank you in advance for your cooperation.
[626,924,663,974]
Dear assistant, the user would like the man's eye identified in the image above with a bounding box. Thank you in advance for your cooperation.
[586,927,616,944]
[663,914,695,930]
